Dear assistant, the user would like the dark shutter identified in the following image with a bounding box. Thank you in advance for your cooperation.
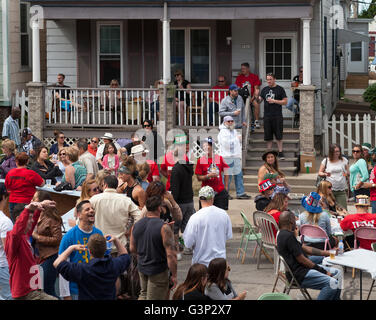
[77,20,92,87]
[143,20,159,87]
[127,20,143,88]
[216,20,232,85]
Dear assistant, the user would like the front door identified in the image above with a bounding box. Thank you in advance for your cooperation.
[259,32,298,119]
[347,40,365,73]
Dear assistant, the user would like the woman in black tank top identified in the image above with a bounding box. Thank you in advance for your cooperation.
[118,157,146,209]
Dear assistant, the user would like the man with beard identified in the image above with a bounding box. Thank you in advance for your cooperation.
[218,116,250,200]
[219,84,246,129]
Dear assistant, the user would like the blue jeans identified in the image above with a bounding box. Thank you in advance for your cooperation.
[41,253,59,298]
[0,266,12,300]
[224,157,245,197]
[301,256,342,300]
[286,97,299,114]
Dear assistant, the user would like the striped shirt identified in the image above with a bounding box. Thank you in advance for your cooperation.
[2,116,20,146]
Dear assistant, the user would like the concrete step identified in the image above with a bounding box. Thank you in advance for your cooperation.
[243,166,298,176]
[247,139,299,149]
[244,183,315,194]
[248,128,300,140]
[245,157,298,168]
[246,147,297,158]
[243,175,317,187]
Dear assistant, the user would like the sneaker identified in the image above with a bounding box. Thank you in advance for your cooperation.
[278,152,285,160]
[177,253,182,261]
[255,120,260,129]
[237,193,251,200]
[250,123,255,133]
[183,247,193,255]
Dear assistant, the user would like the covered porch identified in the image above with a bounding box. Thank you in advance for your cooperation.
[27,0,316,154]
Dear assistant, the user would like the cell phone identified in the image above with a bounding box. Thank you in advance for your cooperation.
[142,136,146,142]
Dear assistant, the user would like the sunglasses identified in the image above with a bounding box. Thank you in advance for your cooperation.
[218,80,225,83]
[59,136,65,139]
[91,140,98,143]
[59,152,66,156]
[143,124,151,128]
[91,187,100,192]
[226,120,234,123]
[328,186,332,189]
[352,150,361,153]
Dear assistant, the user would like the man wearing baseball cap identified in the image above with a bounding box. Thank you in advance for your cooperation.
[219,84,246,129]
[20,127,42,161]
[254,179,275,211]
[183,186,232,267]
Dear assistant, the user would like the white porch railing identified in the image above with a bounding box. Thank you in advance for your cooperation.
[45,87,159,127]
[13,89,28,131]
[322,113,374,156]
[175,88,228,127]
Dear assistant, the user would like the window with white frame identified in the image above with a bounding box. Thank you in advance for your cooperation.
[97,22,122,86]
[20,2,31,69]
[265,38,292,80]
[170,28,210,85]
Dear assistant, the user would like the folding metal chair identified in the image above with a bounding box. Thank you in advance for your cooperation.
[300,224,331,251]
[272,254,312,300]
[367,242,376,300]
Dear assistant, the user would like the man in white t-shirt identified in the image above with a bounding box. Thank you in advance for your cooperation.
[0,184,13,300]
[183,186,232,267]
[77,138,98,179]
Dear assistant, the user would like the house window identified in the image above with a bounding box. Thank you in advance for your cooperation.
[351,42,362,62]
[20,2,31,69]
[97,23,122,86]
[171,28,210,85]
[265,38,292,80]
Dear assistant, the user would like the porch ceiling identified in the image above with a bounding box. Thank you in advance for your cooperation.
[26,0,313,20]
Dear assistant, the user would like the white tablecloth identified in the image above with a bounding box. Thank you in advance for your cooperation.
[323,249,376,279]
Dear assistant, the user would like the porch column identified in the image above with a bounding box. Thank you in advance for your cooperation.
[31,19,41,83]
[302,18,311,85]
[26,82,45,140]
[162,2,171,85]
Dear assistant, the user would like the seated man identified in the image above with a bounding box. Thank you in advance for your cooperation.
[340,195,375,250]
[208,75,229,126]
[254,178,275,211]
[277,210,342,300]
[286,67,303,116]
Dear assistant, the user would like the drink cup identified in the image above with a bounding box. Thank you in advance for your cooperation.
[329,250,336,260]
[46,179,52,188]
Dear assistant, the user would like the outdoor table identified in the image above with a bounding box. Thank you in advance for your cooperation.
[323,249,376,300]
[36,185,81,216]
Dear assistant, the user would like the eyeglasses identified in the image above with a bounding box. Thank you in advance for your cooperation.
[218,80,225,83]
[143,124,151,128]
[59,136,65,139]
[59,152,66,156]
[91,140,98,144]
[352,150,361,153]
[91,187,100,192]
[226,120,234,123]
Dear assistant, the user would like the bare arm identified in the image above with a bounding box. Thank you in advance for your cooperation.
[129,226,136,255]
[53,244,87,269]
[162,223,177,289]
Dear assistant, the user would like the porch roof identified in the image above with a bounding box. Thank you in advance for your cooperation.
[25,0,313,20]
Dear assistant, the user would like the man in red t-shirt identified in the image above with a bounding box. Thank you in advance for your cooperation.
[5,200,58,300]
[87,137,99,157]
[340,195,376,250]
[208,75,229,126]
[235,62,262,129]
[195,137,229,210]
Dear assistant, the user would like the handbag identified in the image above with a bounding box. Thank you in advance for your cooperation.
[316,157,328,187]
[53,181,73,192]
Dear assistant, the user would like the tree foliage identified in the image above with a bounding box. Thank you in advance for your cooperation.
[359,0,376,19]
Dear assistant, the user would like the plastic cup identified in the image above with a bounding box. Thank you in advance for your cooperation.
[329,250,336,260]
[46,179,52,188]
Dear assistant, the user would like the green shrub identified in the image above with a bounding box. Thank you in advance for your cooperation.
[363,83,376,111]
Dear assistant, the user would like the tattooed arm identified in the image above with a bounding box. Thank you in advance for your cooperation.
[161,223,177,289]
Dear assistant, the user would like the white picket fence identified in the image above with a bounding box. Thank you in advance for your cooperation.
[322,113,375,157]
[13,89,28,131]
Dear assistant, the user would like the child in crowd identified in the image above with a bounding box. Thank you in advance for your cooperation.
[102,142,120,176]
[54,233,130,300]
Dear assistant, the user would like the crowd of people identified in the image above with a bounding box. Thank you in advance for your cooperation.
[1,63,376,301]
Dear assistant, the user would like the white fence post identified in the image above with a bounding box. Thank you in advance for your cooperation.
[347,114,352,157]
[14,89,28,131]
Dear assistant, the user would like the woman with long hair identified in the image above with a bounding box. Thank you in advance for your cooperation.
[299,192,338,250]
[137,162,151,191]
[318,143,349,209]
[317,180,348,217]
[172,264,210,300]
[349,144,370,198]
[264,192,289,226]
[257,150,285,185]
[31,146,63,185]
[205,258,246,300]
[55,147,70,183]
[31,190,62,298]
[117,156,146,209]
